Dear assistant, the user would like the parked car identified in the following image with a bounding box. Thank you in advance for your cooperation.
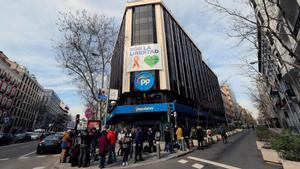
[36,135,62,154]
[30,133,41,141]
[13,133,31,143]
[0,133,13,145]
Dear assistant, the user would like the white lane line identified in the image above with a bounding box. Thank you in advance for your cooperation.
[37,155,46,158]
[32,167,45,169]
[192,163,205,169]
[52,154,60,157]
[187,156,241,169]
[178,159,189,164]
[18,156,29,159]
[0,158,10,161]
[22,151,36,157]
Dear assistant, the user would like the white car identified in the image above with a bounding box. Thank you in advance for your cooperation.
[30,133,41,140]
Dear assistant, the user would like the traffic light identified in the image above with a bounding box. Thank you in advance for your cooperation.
[75,114,80,124]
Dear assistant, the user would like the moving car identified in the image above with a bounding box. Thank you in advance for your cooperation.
[13,133,31,143]
[0,133,13,145]
[36,135,62,154]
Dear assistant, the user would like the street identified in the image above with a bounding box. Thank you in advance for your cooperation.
[134,130,282,169]
[0,141,59,169]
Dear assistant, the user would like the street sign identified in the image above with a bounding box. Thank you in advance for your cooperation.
[109,89,119,100]
[85,106,93,119]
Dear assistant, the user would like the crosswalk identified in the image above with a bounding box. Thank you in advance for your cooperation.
[177,156,241,169]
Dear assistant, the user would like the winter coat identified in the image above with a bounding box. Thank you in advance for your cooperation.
[176,127,183,140]
[135,130,142,145]
[107,130,117,145]
[98,135,109,155]
[164,130,171,142]
[121,133,131,149]
[196,128,204,141]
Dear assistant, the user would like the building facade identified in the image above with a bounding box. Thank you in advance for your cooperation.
[37,89,69,131]
[108,0,225,129]
[220,85,239,126]
[0,52,22,133]
[251,0,300,132]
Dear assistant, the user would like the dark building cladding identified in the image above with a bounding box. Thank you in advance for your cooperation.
[109,1,225,127]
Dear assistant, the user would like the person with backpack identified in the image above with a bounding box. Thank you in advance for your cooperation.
[219,125,228,144]
[107,127,117,164]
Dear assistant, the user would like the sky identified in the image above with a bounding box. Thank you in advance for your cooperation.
[0,0,258,118]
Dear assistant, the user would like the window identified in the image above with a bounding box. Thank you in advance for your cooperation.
[132,5,157,45]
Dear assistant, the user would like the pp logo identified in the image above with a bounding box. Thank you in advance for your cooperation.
[134,72,155,91]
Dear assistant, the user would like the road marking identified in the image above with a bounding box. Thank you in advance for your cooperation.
[0,158,10,161]
[52,154,60,157]
[32,167,45,169]
[178,159,189,164]
[19,156,29,159]
[187,156,241,169]
[192,163,205,169]
[22,151,36,157]
[37,155,46,158]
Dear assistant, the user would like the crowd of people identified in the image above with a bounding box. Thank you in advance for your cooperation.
[59,125,228,168]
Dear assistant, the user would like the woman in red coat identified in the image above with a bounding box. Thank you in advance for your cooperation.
[98,131,109,169]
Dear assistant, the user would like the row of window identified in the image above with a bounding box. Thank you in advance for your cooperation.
[163,8,224,114]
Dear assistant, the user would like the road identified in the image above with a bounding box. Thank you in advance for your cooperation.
[134,130,283,169]
[0,141,60,169]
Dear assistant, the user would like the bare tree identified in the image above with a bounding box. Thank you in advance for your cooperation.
[54,10,118,120]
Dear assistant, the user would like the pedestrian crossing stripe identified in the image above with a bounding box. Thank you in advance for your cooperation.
[192,163,205,169]
[178,159,188,164]
[187,156,241,169]
[19,156,29,159]
[36,156,46,158]
[0,158,10,161]
[32,167,45,169]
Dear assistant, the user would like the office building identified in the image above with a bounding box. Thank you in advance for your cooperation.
[108,0,225,130]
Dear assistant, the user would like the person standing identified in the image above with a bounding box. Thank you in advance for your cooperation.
[134,127,144,161]
[183,126,190,150]
[176,126,184,151]
[147,128,154,153]
[98,131,109,169]
[107,127,117,164]
[78,129,91,167]
[164,127,171,152]
[60,131,71,163]
[219,126,227,144]
[117,129,125,156]
[121,128,131,166]
[196,126,204,150]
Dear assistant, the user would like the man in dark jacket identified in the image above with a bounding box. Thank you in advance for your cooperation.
[78,129,92,167]
[135,127,144,161]
[147,128,154,153]
[196,126,204,150]
[164,127,172,152]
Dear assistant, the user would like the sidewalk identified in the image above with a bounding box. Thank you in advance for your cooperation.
[53,143,196,169]
[53,129,243,169]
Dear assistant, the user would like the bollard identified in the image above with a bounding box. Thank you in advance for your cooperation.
[133,143,136,163]
[156,141,161,159]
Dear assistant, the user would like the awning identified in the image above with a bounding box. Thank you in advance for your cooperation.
[106,102,226,124]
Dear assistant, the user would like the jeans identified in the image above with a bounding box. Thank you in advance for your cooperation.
[123,148,130,162]
[135,144,143,161]
[179,138,186,151]
[197,139,204,149]
[78,144,89,167]
[108,144,116,163]
[99,154,106,168]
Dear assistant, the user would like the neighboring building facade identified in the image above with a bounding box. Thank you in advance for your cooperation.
[108,0,225,129]
[0,52,22,133]
[251,0,300,132]
[37,89,69,131]
[220,85,239,126]
[10,71,44,133]
[0,51,69,133]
